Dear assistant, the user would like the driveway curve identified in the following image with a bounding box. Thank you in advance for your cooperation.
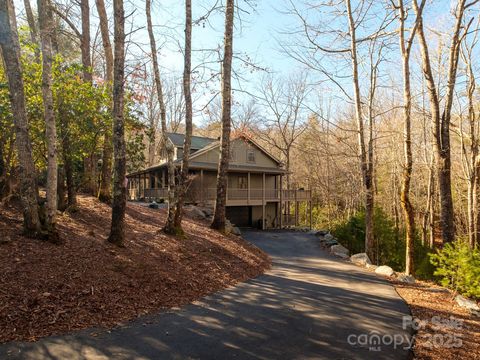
[0,230,412,360]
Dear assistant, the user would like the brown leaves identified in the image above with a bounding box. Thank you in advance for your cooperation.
[0,195,270,343]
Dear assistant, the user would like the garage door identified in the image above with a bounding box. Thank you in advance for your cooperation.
[226,206,251,227]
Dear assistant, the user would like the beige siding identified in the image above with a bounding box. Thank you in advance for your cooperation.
[230,138,278,168]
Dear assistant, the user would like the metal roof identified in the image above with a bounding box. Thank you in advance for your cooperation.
[166,132,217,149]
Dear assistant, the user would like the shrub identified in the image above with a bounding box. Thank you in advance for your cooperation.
[430,240,480,300]
[331,207,434,275]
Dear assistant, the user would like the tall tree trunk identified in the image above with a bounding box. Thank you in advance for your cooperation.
[57,165,67,211]
[58,100,77,207]
[80,0,92,82]
[398,0,421,276]
[345,0,374,259]
[96,0,113,203]
[38,0,59,242]
[23,0,40,59]
[146,0,176,233]
[211,0,234,232]
[173,0,193,232]
[0,0,41,236]
[414,0,467,244]
[107,0,126,246]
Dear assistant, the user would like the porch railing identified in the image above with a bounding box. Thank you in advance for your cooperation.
[129,187,311,202]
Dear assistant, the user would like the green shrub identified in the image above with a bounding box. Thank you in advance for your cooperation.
[430,240,480,300]
[331,207,434,275]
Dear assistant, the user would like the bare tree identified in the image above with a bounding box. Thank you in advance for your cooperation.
[96,0,114,203]
[38,0,59,242]
[396,0,424,275]
[173,0,193,232]
[459,27,480,248]
[107,0,126,246]
[80,0,91,82]
[211,0,234,232]
[413,0,474,244]
[145,0,176,233]
[0,0,42,237]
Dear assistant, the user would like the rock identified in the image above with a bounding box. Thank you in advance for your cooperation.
[375,265,394,277]
[231,227,242,236]
[189,206,207,220]
[397,274,415,284]
[350,253,372,266]
[366,264,378,270]
[225,219,234,234]
[324,239,338,247]
[324,233,334,241]
[148,203,159,209]
[455,295,480,315]
[330,244,349,257]
[201,207,214,217]
[315,230,329,236]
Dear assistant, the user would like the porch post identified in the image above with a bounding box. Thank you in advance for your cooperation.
[294,188,298,227]
[200,169,204,204]
[279,174,283,229]
[262,172,266,230]
[247,172,251,204]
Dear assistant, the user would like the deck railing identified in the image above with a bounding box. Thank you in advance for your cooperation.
[130,186,311,202]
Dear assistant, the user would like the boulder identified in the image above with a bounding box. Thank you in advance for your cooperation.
[324,233,334,241]
[330,244,349,257]
[350,253,372,266]
[324,239,339,247]
[455,295,480,315]
[366,264,378,270]
[189,206,207,220]
[231,227,242,236]
[375,265,394,277]
[397,274,415,284]
[315,230,329,236]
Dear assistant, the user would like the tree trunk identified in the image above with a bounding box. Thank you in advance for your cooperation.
[0,0,41,236]
[23,0,40,59]
[211,0,234,232]
[173,0,193,232]
[57,165,67,211]
[345,0,374,259]
[38,0,59,242]
[80,0,92,82]
[398,0,419,276]
[414,0,467,244]
[96,0,113,203]
[107,0,126,246]
[146,0,176,233]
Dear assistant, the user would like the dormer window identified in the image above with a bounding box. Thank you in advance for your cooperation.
[247,148,256,163]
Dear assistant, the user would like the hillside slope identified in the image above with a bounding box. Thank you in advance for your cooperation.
[0,196,270,342]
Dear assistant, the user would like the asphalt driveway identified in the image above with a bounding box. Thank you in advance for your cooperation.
[0,230,412,360]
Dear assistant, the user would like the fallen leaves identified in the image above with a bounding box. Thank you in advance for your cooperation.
[393,280,480,360]
[0,195,270,343]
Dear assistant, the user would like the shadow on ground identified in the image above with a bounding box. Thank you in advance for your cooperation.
[0,230,412,360]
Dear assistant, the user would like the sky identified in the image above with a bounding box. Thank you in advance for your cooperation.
[12,0,473,125]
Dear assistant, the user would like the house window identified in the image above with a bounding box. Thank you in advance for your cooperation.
[238,176,248,189]
[247,148,256,163]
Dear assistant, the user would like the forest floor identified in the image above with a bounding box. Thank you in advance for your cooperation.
[393,280,480,360]
[0,195,270,343]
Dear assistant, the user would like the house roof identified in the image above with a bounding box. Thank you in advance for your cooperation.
[127,132,286,177]
[166,132,216,149]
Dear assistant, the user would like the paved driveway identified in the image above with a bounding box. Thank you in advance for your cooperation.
[0,230,412,360]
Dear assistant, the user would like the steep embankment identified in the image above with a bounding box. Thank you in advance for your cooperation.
[0,195,270,342]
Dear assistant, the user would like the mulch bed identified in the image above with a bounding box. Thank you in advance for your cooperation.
[393,280,480,359]
[0,195,270,343]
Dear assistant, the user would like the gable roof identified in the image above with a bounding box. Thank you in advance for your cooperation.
[166,133,216,150]
[188,133,283,166]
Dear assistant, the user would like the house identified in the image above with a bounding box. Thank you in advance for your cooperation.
[127,133,312,229]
